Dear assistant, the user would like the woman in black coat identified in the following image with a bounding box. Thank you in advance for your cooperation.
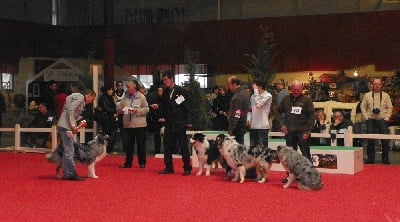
[97,86,117,153]
[212,86,231,131]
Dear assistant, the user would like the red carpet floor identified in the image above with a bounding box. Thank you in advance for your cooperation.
[0,152,399,222]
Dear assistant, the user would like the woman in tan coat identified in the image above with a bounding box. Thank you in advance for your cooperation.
[118,79,149,168]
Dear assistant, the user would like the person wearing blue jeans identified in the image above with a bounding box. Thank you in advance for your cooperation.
[57,89,96,181]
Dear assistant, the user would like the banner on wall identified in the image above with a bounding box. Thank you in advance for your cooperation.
[43,69,80,82]
[42,61,81,82]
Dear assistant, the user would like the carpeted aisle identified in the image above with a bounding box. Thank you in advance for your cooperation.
[0,152,399,221]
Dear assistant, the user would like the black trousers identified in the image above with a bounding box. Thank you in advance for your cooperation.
[285,131,312,162]
[122,127,147,166]
[163,125,191,171]
[100,115,117,153]
[366,119,390,161]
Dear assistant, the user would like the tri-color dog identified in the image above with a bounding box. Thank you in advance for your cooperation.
[189,133,226,176]
[277,146,323,191]
[46,134,110,179]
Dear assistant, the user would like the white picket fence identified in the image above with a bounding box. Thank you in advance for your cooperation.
[268,126,400,147]
[0,124,95,153]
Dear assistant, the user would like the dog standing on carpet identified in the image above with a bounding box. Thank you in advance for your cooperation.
[189,133,226,176]
[277,145,323,191]
[46,134,110,179]
[218,136,275,183]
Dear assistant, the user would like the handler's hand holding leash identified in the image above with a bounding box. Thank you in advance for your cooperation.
[68,120,88,137]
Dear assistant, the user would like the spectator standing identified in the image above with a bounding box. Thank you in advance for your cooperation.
[329,110,353,146]
[278,80,315,162]
[212,86,230,131]
[247,80,272,148]
[54,83,68,120]
[389,97,400,126]
[361,78,393,164]
[158,71,192,176]
[97,86,117,153]
[114,80,125,147]
[57,89,96,181]
[209,85,219,105]
[271,79,289,133]
[226,76,250,145]
[207,86,219,129]
[0,92,6,146]
[139,84,147,96]
[118,80,149,168]
[147,85,166,155]
[114,81,125,107]
[276,79,288,106]
[43,80,58,114]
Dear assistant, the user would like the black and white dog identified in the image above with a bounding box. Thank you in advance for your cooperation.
[189,133,226,176]
[218,136,276,183]
[277,146,323,191]
[46,134,110,179]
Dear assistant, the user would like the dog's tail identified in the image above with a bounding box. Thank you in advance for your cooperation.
[45,152,61,163]
[45,145,63,163]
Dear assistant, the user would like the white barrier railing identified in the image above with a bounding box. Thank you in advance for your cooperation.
[2,126,399,153]
[0,124,94,153]
[189,127,400,148]
[270,126,400,147]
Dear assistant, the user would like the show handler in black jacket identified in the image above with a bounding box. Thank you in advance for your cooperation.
[158,71,193,176]
[226,76,250,145]
[278,80,315,162]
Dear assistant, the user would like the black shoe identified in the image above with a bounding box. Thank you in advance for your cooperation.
[364,159,375,164]
[158,168,174,174]
[139,165,145,168]
[119,164,132,168]
[382,159,390,164]
[281,178,288,183]
[183,170,191,176]
[63,175,84,181]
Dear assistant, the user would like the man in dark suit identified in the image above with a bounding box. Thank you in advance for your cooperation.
[158,71,192,176]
